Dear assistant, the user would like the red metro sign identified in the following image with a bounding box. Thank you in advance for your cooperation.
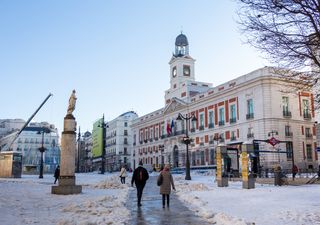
[267,137,280,146]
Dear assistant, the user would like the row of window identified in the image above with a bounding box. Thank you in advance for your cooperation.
[138,95,314,142]
[18,138,55,145]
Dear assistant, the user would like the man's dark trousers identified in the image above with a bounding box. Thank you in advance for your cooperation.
[136,182,145,205]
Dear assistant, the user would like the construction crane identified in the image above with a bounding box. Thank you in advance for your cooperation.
[2,93,53,152]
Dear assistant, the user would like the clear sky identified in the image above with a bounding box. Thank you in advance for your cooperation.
[0,0,268,134]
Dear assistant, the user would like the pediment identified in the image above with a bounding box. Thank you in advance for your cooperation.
[163,97,187,115]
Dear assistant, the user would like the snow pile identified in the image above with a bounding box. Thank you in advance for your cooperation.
[175,181,251,225]
[59,190,129,225]
[278,210,320,225]
[91,175,127,189]
[0,174,130,225]
[176,182,209,192]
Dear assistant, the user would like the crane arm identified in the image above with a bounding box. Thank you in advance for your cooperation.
[5,93,53,151]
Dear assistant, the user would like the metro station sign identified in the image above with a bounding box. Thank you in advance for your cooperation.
[267,137,280,146]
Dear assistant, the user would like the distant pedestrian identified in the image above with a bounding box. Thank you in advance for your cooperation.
[131,161,149,207]
[54,165,60,184]
[292,164,298,180]
[158,164,175,208]
[119,165,127,184]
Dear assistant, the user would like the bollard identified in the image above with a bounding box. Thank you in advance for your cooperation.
[216,145,228,187]
[242,143,255,189]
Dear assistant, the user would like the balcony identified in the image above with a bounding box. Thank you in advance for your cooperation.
[209,140,214,144]
[303,113,311,120]
[175,130,185,136]
[139,141,143,145]
[208,123,214,129]
[283,111,292,118]
[230,136,237,141]
[144,139,148,143]
[199,125,204,131]
[246,113,254,119]
[230,118,237,123]
[154,137,159,141]
[285,132,293,137]
[218,121,225,126]
[219,138,225,143]
[161,135,166,139]
[190,128,195,133]
[305,133,313,139]
[247,133,254,138]
[200,142,204,146]
[149,138,153,142]
[230,118,236,124]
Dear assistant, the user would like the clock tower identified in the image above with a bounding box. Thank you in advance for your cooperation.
[165,33,196,104]
[169,33,195,87]
[165,33,211,105]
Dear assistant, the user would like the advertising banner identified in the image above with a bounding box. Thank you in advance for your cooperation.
[92,118,103,158]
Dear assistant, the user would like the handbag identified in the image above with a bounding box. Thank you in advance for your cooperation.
[157,173,163,186]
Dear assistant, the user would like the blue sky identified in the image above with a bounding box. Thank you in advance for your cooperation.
[0,1,267,134]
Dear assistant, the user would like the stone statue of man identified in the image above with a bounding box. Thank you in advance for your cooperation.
[67,90,77,115]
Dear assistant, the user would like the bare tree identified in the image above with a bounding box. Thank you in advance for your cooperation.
[237,0,320,107]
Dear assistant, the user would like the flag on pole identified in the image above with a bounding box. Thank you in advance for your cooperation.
[166,121,171,136]
[171,120,175,132]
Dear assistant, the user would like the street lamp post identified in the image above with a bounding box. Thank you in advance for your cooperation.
[176,113,197,180]
[38,127,50,179]
[99,114,108,174]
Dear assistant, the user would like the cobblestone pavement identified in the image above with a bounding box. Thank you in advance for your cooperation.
[127,176,211,225]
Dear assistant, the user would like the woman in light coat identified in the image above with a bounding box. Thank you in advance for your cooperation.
[158,164,175,208]
[119,165,127,184]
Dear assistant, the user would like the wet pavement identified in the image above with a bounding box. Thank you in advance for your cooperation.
[127,176,211,225]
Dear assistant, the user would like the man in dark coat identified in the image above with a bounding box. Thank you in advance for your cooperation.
[131,161,149,206]
[54,165,60,184]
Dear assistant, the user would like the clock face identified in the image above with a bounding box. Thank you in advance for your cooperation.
[172,67,177,77]
[183,65,190,76]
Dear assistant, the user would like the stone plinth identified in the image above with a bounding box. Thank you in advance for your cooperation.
[52,114,82,195]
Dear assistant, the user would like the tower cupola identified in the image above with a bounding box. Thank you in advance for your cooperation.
[174,33,189,57]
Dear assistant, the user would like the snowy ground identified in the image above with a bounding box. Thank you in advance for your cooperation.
[174,171,320,225]
[1,172,319,225]
[0,173,130,225]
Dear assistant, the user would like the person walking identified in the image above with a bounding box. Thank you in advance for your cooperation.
[119,165,127,184]
[158,164,175,208]
[131,161,149,207]
[292,164,298,180]
[54,165,60,184]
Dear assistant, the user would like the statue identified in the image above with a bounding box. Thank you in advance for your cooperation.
[67,90,77,115]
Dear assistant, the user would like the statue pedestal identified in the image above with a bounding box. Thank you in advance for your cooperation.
[52,114,82,195]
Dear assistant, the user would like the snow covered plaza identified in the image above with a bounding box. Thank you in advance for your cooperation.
[0,172,319,225]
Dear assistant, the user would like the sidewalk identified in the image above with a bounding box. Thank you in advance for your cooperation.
[127,176,210,225]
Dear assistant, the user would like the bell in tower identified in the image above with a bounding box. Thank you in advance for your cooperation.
[174,33,189,57]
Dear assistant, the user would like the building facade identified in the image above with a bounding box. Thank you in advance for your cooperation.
[0,121,60,173]
[76,130,93,172]
[105,111,138,172]
[131,33,318,172]
[0,119,25,139]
